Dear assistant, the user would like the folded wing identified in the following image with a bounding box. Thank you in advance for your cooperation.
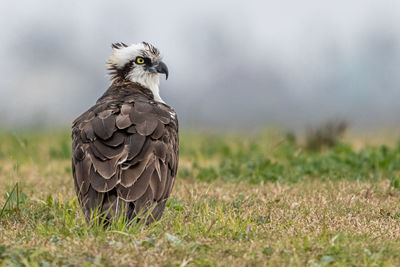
[72,98,178,222]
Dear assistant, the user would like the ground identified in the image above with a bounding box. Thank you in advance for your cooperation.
[0,130,400,266]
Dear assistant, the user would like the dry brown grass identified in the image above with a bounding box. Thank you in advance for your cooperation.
[1,131,400,266]
[1,158,400,266]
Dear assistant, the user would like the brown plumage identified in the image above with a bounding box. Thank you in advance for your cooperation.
[72,44,178,224]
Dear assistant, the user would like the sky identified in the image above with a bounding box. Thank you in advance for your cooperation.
[1,0,400,131]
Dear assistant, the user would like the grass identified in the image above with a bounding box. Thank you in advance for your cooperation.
[0,130,400,266]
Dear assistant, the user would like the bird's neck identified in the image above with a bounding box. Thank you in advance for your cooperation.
[128,74,164,103]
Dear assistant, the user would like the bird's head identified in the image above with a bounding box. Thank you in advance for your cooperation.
[107,42,168,92]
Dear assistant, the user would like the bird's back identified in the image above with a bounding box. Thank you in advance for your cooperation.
[72,81,179,223]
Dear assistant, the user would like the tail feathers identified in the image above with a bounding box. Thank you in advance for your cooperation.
[101,193,132,221]
[81,188,168,225]
[145,201,166,224]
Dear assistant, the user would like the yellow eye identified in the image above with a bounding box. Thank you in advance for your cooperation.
[136,57,145,64]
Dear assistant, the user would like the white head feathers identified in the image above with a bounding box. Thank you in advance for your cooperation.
[107,42,165,103]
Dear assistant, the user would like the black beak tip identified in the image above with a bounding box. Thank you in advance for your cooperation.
[156,61,169,80]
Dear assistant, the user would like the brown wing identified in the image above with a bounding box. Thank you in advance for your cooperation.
[72,98,178,222]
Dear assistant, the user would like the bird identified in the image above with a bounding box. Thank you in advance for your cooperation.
[71,42,178,224]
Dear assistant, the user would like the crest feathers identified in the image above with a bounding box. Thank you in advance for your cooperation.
[111,42,128,50]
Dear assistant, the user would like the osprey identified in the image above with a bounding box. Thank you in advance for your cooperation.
[71,42,178,224]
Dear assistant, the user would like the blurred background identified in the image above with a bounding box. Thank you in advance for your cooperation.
[1,0,399,132]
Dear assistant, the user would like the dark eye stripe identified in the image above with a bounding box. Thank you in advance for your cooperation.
[144,58,151,65]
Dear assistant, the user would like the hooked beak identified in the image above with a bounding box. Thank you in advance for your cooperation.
[148,61,169,80]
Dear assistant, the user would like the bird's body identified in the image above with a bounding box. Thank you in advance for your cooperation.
[72,42,178,223]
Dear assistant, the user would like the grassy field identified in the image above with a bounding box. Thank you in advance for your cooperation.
[1,130,400,266]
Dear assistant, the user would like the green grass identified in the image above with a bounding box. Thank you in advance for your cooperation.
[0,130,400,266]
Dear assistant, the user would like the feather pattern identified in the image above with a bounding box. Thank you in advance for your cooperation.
[72,81,178,223]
